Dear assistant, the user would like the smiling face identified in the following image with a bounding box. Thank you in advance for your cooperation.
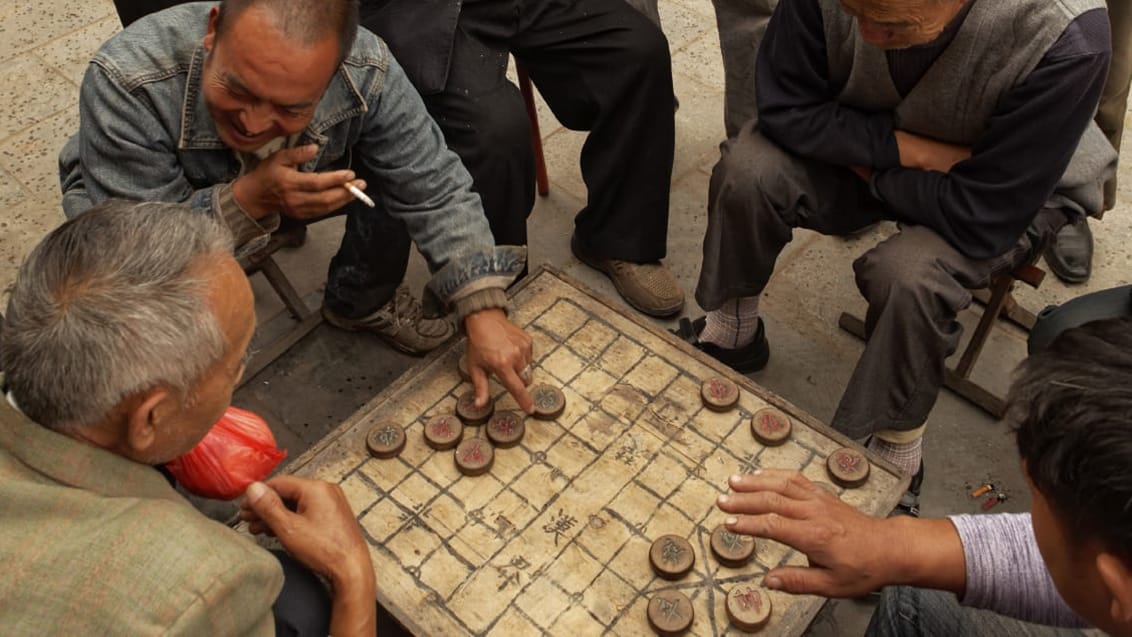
[200,5,339,152]
[838,0,968,49]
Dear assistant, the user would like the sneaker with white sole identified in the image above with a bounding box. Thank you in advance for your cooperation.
[322,286,454,355]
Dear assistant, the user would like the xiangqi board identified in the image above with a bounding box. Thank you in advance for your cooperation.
[286,268,908,636]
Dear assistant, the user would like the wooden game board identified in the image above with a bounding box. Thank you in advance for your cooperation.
[287,268,908,636]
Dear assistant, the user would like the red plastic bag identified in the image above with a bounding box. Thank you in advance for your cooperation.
[166,406,287,500]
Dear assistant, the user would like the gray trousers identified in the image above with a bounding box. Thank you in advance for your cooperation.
[1098,0,1132,209]
[695,127,1065,439]
[711,0,777,137]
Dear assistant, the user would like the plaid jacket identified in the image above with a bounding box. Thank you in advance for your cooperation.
[0,401,283,635]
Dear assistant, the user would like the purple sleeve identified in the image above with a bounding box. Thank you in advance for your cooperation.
[754,0,901,169]
[875,9,1111,259]
[949,513,1086,628]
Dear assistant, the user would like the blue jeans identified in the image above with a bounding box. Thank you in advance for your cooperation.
[866,587,1089,637]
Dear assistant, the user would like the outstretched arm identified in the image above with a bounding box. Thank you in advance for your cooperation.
[716,470,965,597]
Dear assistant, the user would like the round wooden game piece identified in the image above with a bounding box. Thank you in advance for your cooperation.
[710,524,756,568]
[455,389,494,426]
[826,447,871,488]
[701,376,739,412]
[649,534,695,580]
[365,422,406,459]
[726,584,772,632]
[646,590,694,636]
[486,410,525,448]
[457,354,471,382]
[423,414,463,450]
[750,407,792,446]
[530,383,566,420]
[454,437,494,477]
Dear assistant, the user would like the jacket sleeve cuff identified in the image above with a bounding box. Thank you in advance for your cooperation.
[213,183,280,258]
[452,287,510,324]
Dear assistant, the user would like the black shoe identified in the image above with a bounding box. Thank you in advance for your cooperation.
[671,316,770,373]
[1045,217,1093,284]
[891,460,924,518]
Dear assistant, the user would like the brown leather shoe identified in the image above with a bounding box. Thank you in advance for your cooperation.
[571,234,685,317]
[322,286,455,355]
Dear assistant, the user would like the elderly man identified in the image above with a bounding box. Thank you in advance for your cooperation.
[0,201,374,635]
[711,0,1131,284]
[357,0,685,318]
[717,316,1132,636]
[679,0,1116,514]
[60,0,534,398]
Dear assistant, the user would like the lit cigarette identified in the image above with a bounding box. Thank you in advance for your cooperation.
[345,182,375,208]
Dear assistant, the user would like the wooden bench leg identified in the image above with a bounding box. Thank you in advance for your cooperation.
[239,255,323,388]
[838,283,1014,420]
[259,256,313,320]
[517,62,549,197]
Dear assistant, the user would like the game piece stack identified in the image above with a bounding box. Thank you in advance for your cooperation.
[363,354,573,481]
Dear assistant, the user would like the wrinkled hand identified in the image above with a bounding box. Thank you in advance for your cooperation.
[464,308,534,413]
[894,130,972,174]
[240,476,374,590]
[716,469,899,598]
[231,144,362,220]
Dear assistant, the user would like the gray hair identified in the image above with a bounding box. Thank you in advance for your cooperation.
[214,0,360,67]
[0,200,235,432]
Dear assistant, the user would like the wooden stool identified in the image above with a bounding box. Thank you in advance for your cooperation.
[237,224,324,387]
[516,61,549,197]
[838,261,1046,419]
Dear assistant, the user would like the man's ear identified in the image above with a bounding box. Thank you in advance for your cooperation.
[1097,552,1132,624]
[203,5,221,51]
[124,388,174,457]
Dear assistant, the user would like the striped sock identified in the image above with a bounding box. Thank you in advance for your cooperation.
[867,435,923,478]
[700,296,761,348]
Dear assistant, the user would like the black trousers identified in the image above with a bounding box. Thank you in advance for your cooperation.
[365,0,677,262]
[270,550,410,637]
[271,550,332,637]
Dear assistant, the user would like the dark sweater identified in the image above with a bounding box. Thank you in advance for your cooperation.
[755,0,1110,258]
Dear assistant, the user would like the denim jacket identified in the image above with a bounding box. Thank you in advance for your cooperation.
[58,2,523,310]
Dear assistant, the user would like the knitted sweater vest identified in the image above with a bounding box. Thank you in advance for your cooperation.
[820,0,1116,215]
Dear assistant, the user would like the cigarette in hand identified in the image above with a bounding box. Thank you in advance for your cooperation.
[344,182,375,208]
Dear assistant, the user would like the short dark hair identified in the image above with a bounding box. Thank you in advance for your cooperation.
[214,0,359,66]
[1011,316,1132,559]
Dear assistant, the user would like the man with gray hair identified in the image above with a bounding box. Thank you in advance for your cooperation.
[677,0,1116,516]
[60,0,538,415]
[0,200,376,635]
